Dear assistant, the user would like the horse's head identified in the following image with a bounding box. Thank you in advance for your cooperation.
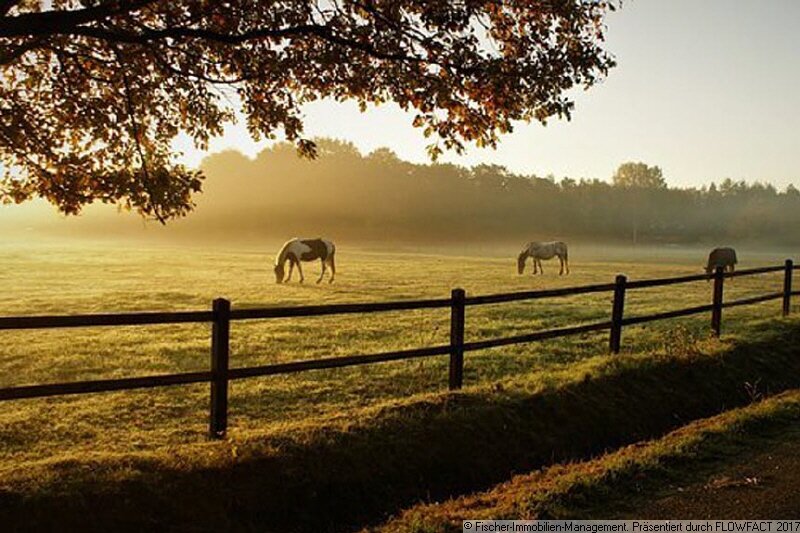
[273,263,285,284]
[517,252,527,275]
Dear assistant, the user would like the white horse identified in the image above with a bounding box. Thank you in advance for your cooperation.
[517,241,569,275]
[274,238,336,284]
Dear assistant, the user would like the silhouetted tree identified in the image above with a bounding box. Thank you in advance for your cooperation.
[612,162,666,189]
[0,0,619,220]
[183,143,800,245]
[612,161,667,244]
[21,138,798,245]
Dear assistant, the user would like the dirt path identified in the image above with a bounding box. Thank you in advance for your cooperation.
[619,428,800,518]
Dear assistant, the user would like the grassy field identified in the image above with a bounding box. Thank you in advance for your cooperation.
[0,238,795,471]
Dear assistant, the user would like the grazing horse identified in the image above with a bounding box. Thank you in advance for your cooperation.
[518,241,569,275]
[274,238,336,284]
[705,247,737,278]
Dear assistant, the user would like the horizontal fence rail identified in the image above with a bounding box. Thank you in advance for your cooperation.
[624,272,711,289]
[0,260,796,438]
[462,321,614,352]
[0,311,213,331]
[621,304,714,327]
[228,345,453,380]
[726,265,787,278]
[230,298,452,320]
[463,282,617,305]
[722,292,785,309]
[0,371,213,401]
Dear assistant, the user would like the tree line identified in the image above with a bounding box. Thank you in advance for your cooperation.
[187,138,800,245]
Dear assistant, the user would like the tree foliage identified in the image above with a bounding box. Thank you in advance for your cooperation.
[610,161,667,243]
[0,0,618,221]
[612,161,666,189]
[169,141,798,245]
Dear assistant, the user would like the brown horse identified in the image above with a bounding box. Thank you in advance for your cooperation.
[705,247,737,278]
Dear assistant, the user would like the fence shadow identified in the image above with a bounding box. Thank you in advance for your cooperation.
[2,321,799,532]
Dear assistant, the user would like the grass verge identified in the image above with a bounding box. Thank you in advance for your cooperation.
[375,388,800,531]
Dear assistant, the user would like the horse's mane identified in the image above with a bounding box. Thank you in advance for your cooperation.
[275,238,296,266]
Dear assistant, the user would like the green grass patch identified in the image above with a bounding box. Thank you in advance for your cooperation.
[0,319,799,532]
[0,242,794,468]
[0,242,798,531]
[377,390,800,532]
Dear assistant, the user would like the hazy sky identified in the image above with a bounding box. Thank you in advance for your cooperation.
[173,0,800,189]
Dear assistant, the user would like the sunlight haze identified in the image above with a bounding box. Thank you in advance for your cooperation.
[4,4,800,526]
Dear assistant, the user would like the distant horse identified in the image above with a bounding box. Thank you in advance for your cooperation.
[518,241,569,275]
[705,247,737,278]
[274,238,336,284]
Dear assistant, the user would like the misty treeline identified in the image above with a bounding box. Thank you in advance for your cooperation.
[190,139,800,245]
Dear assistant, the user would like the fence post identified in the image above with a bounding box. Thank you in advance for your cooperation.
[209,298,231,439]
[711,266,724,337]
[609,275,627,354]
[784,259,794,317]
[449,288,466,391]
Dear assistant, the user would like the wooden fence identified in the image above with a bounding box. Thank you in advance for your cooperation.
[0,260,796,439]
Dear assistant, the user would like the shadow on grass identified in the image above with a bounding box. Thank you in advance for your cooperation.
[2,322,799,532]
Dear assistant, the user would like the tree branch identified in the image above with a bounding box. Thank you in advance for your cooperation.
[111,45,165,224]
[0,0,157,38]
[0,36,44,65]
[3,11,431,66]
[0,0,21,17]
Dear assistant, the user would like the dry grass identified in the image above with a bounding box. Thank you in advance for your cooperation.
[0,240,793,468]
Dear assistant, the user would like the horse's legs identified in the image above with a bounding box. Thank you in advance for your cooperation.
[328,254,336,283]
[317,259,326,284]
[532,258,537,275]
[538,259,544,275]
[559,256,564,276]
[296,260,305,283]
[286,261,294,282]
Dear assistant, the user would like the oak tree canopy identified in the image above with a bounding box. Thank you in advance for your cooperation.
[0,0,618,221]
